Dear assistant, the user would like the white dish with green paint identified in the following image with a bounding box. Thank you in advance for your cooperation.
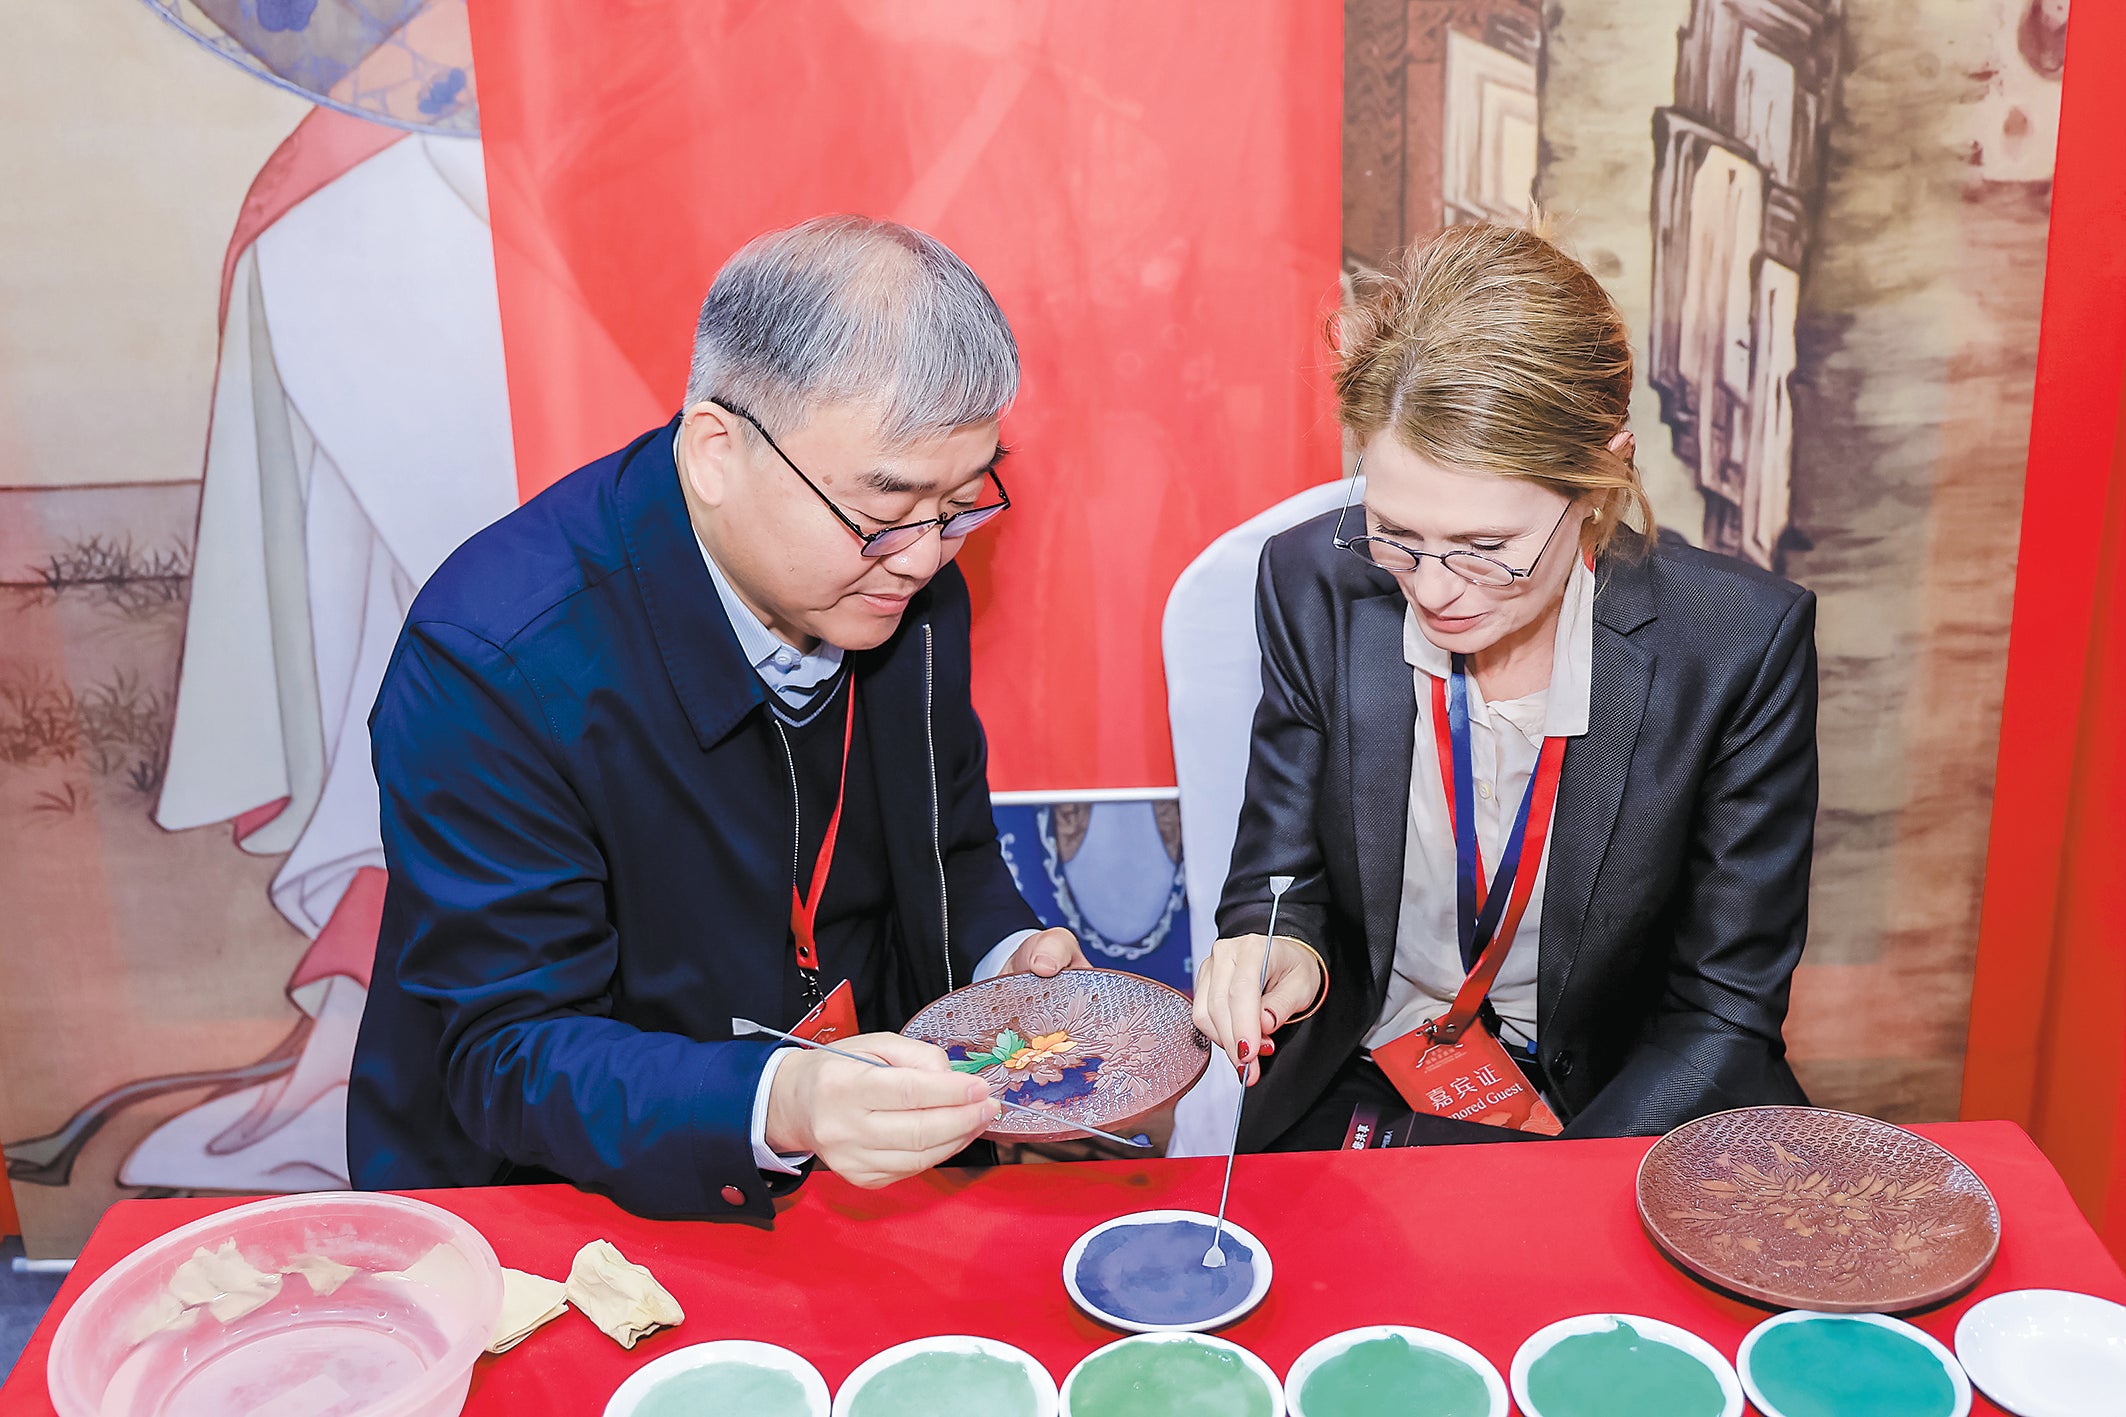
[832,1335,1056,1417]
[1285,1325,1507,1417]
[1739,1310,1969,1417]
[1510,1314,1742,1417]
[1061,1331,1283,1417]
[604,1339,830,1417]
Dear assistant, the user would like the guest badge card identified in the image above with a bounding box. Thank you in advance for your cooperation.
[1371,1024,1562,1135]
[791,978,859,1045]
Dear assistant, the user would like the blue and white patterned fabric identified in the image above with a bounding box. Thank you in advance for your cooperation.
[141,0,478,134]
[991,799,1193,995]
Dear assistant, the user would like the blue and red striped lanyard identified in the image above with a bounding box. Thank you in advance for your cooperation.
[1427,656,1566,1034]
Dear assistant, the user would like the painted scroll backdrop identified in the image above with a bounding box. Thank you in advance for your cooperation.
[0,0,2063,1254]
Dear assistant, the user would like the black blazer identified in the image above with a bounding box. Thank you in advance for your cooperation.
[1218,511,1816,1148]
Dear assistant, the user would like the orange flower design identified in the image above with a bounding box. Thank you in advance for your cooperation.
[1004,1031,1074,1070]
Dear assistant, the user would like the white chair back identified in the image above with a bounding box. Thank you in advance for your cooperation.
[1161,476,1356,1155]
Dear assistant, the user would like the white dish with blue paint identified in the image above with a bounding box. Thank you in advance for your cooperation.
[1062,1209,1271,1334]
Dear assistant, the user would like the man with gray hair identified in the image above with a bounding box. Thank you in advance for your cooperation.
[348,216,1087,1219]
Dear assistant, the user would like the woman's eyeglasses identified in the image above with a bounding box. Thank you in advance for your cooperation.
[1331,461,1574,588]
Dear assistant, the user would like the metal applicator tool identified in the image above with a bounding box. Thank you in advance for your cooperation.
[1203,872,1295,1268]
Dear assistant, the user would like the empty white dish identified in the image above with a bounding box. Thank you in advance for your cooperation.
[1955,1288,2126,1417]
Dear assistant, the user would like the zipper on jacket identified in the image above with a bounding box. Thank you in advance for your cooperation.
[772,721,801,892]
[924,622,952,990]
[772,718,819,1004]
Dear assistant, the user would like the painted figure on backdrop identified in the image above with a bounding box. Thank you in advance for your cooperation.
[5,0,2070,1230]
[4,0,515,1198]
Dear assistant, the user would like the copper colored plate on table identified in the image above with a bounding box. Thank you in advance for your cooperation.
[901,967,1209,1143]
[1637,1105,2001,1313]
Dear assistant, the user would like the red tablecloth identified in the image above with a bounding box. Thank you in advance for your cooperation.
[6,1121,2120,1414]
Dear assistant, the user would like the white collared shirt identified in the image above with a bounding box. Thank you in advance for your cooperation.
[1368,556,1596,1051]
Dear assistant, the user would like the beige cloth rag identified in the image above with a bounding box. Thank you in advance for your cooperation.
[488,1267,570,1354]
[129,1246,358,1344]
[563,1240,683,1350]
[166,1241,282,1324]
[280,1254,357,1296]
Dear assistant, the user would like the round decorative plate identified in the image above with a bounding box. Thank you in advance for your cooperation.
[901,968,1209,1143]
[1637,1106,2001,1313]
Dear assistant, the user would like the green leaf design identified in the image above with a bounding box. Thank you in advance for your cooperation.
[947,1029,1031,1075]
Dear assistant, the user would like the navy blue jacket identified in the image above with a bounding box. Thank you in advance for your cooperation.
[348,418,1037,1220]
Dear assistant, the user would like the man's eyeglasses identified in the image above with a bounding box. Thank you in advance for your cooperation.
[714,400,1010,559]
[1332,459,1574,588]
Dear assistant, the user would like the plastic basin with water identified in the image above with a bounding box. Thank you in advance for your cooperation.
[48,1191,503,1417]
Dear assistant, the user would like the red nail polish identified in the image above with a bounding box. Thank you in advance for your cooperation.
[1260,1040,1276,1056]
[1236,1040,1251,1062]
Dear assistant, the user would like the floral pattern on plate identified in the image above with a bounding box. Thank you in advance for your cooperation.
[1637,1106,2000,1312]
[904,968,1209,1142]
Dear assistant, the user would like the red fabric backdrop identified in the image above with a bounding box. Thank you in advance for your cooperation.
[465,1,1344,791]
[1962,0,2126,1259]
[456,0,2126,1252]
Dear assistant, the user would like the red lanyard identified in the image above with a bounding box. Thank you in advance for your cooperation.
[790,680,856,976]
[1426,667,1567,1044]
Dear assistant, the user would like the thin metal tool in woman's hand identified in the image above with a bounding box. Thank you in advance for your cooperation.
[1204,873,1294,1269]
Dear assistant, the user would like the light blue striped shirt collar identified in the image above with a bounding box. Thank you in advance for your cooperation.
[694,534,845,709]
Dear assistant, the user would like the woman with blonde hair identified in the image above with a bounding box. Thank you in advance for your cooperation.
[1194,221,1815,1149]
